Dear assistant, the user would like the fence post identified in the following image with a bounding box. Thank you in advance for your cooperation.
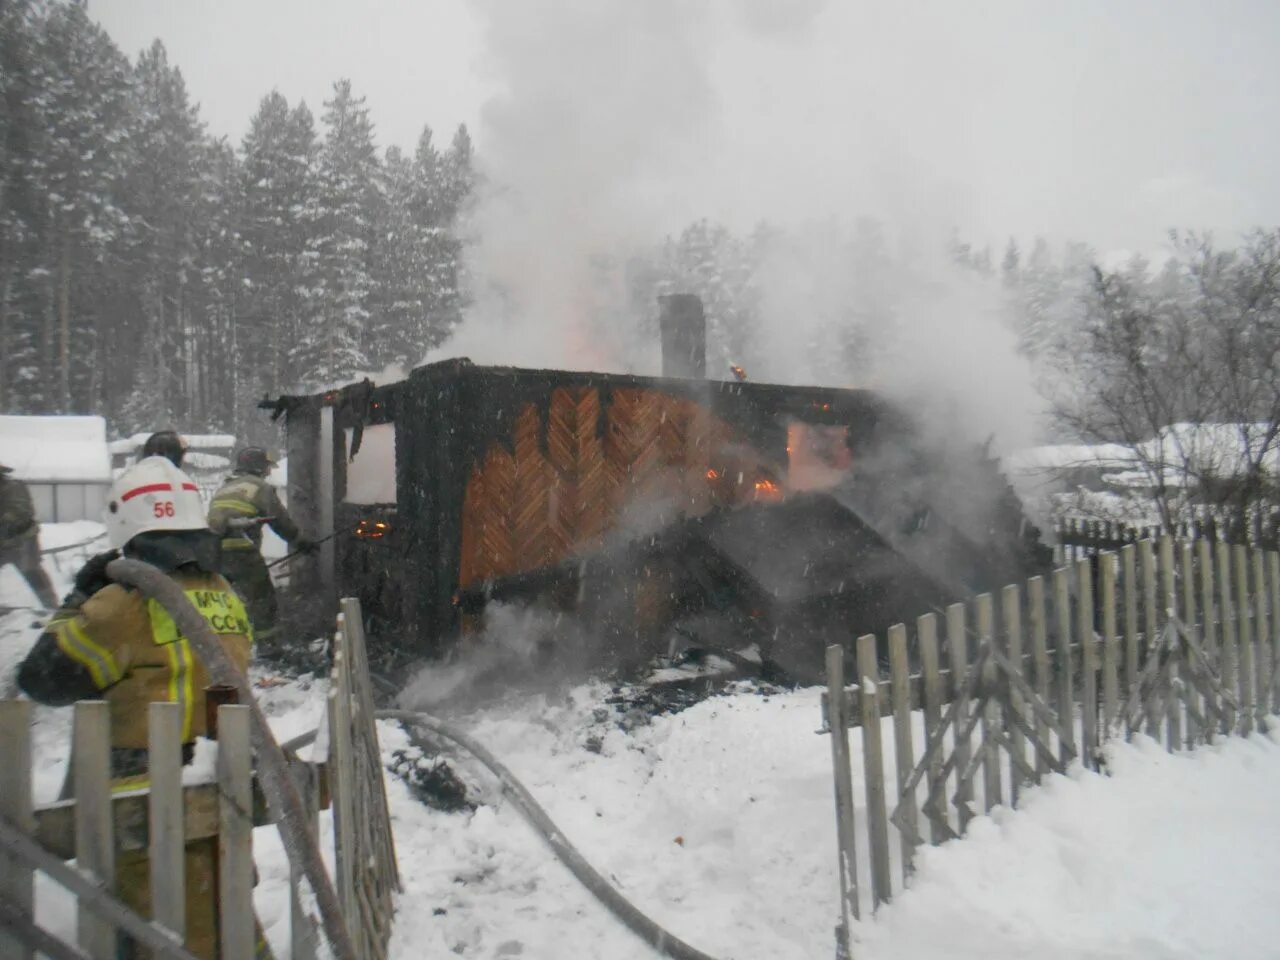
[291,761,321,960]
[1002,585,1026,802]
[824,644,860,928]
[218,705,255,960]
[1180,543,1201,748]
[1160,536,1180,750]
[74,701,115,960]
[947,603,974,830]
[976,594,1002,811]
[1217,542,1238,735]
[1053,568,1075,764]
[1121,544,1139,739]
[856,633,892,909]
[1254,549,1272,722]
[1027,577,1051,778]
[330,618,359,936]
[1099,553,1119,737]
[1235,545,1255,737]
[1199,537,1218,673]
[148,702,186,942]
[1139,540,1160,737]
[916,613,946,844]
[1077,559,1098,769]
[888,624,916,880]
[0,700,34,960]
[1269,554,1280,719]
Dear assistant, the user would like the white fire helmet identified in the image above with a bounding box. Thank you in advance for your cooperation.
[103,456,207,548]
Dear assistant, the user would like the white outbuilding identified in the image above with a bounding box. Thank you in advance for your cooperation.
[0,415,113,522]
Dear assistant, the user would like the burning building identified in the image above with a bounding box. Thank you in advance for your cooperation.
[264,295,1049,684]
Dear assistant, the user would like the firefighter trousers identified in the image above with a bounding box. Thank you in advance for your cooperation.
[220,549,279,647]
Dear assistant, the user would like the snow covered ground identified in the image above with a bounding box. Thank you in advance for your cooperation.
[6,524,1280,959]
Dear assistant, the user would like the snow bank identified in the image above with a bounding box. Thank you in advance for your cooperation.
[8,536,1280,960]
[857,732,1280,960]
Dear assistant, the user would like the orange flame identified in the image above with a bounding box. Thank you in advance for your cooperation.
[354,518,391,539]
[753,478,783,502]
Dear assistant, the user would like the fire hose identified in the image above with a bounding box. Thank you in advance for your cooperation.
[104,558,359,960]
[40,533,109,557]
[279,712,724,960]
[267,530,341,569]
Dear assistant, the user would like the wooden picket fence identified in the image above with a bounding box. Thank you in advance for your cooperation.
[1055,513,1280,563]
[326,597,400,960]
[0,698,322,960]
[0,596,398,960]
[823,536,1280,952]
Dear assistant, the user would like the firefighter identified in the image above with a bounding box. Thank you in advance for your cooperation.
[207,447,315,652]
[58,439,187,613]
[0,462,59,609]
[15,457,268,959]
[141,429,187,467]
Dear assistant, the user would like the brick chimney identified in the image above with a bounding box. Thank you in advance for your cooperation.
[658,294,706,379]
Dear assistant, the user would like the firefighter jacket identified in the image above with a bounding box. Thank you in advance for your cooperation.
[207,471,300,554]
[0,470,38,548]
[17,567,252,749]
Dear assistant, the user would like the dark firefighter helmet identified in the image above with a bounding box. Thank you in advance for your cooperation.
[141,430,186,467]
[235,446,276,476]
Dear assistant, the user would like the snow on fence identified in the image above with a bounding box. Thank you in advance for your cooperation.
[823,535,1280,952]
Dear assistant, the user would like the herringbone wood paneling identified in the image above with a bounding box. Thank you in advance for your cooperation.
[546,386,609,556]
[512,404,556,571]
[458,388,744,588]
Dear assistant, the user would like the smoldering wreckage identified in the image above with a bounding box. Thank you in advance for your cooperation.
[264,294,1050,701]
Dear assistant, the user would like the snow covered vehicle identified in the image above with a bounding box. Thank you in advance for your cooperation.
[264,296,1050,685]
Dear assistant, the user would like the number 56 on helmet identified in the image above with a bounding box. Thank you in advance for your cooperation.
[103,457,207,548]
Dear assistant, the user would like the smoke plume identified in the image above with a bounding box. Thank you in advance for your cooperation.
[432,0,1044,451]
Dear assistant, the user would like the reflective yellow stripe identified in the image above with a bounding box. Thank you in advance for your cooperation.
[221,539,257,550]
[211,498,259,515]
[55,620,122,688]
[162,636,196,742]
[112,776,150,794]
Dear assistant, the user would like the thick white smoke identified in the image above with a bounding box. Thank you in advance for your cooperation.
[431,0,1044,451]
[440,0,719,373]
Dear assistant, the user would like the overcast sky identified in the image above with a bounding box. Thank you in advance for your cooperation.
[89,0,1280,258]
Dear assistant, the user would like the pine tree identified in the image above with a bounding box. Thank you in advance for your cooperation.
[118,40,206,428]
[294,79,380,385]
[1001,238,1020,288]
[0,0,44,411]
[369,144,420,368]
[240,92,319,398]
[22,3,133,413]
[188,136,242,429]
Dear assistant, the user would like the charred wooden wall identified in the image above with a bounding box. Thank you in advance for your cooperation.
[274,360,945,660]
[388,361,903,656]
